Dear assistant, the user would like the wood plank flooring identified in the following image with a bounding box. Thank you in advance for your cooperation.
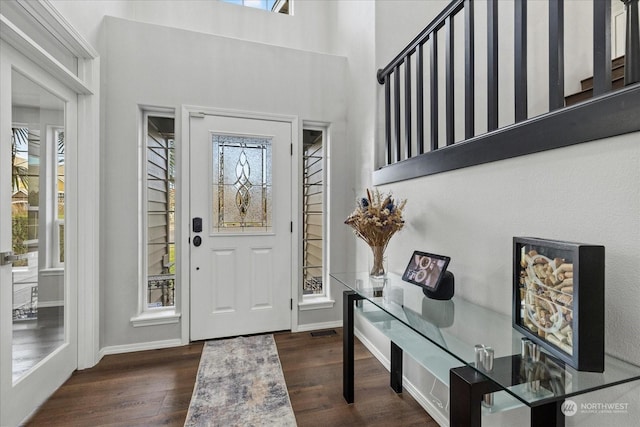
[25,343,204,426]
[25,329,437,426]
[13,307,64,381]
[275,329,438,427]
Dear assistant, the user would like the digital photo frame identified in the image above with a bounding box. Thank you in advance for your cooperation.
[402,251,453,299]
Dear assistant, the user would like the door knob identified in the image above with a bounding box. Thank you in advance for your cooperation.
[1,251,29,266]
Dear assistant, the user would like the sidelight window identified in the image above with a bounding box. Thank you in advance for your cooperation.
[145,114,175,309]
[302,128,324,297]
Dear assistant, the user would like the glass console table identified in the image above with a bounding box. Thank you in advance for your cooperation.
[332,272,640,427]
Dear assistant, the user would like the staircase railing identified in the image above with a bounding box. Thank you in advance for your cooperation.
[375,0,640,185]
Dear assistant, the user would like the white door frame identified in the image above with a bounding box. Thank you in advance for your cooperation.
[180,106,299,343]
[1,42,81,426]
[0,1,100,372]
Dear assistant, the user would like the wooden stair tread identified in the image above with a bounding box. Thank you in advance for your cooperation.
[565,56,626,106]
[611,55,625,68]
[565,77,626,106]
[580,63,626,90]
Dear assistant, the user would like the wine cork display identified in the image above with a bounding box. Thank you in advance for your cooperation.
[513,237,605,372]
[518,248,574,356]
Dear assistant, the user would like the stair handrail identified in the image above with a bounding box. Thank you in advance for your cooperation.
[374,0,640,186]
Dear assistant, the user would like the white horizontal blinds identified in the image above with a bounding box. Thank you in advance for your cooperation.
[302,130,323,295]
[147,116,175,308]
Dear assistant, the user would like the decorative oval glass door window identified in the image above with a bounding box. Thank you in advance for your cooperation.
[212,134,272,232]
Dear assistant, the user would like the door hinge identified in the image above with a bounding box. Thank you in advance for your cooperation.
[290,298,293,310]
[290,221,293,233]
[290,143,293,156]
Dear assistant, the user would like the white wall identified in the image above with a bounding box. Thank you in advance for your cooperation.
[49,0,352,340]
[49,0,133,48]
[371,0,640,364]
[130,0,339,56]
[47,0,640,423]
[52,0,341,57]
[100,16,348,347]
[354,1,640,426]
[297,0,377,327]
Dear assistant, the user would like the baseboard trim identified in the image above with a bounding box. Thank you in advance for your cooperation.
[295,320,342,333]
[99,338,183,358]
[354,327,449,427]
[403,376,450,427]
[354,327,390,370]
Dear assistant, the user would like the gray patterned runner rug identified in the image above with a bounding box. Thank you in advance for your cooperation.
[184,334,297,427]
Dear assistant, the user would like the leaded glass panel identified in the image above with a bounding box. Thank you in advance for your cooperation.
[212,134,272,232]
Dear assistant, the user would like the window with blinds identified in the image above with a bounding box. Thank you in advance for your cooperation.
[146,115,175,309]
[302,129,323,296]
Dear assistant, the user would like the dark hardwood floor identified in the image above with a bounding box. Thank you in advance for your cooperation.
[275,329,437,427]
[26,328,437,426]
[13,307,64,381]
[25,343,203,426]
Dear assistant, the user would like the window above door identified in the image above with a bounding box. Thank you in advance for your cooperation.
[219,0,291,15]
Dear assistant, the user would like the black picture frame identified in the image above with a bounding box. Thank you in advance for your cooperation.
[513,237,605,372]
[402,251,450,292]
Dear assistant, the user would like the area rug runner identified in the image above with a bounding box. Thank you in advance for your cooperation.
[184,334,297,426]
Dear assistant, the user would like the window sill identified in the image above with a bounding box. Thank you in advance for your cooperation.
[298,297,335,311]
[130,310,181,327]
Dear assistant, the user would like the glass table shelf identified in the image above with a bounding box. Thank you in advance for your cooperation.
[355,300,527,417]
[333,271,640,413]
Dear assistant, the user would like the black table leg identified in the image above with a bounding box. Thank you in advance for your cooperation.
[343,290,364,403]
[531,401,565,427]
[450,366,502,427]
[391,341,403,393]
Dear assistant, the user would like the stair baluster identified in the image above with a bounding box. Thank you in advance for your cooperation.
[623,0,640,85]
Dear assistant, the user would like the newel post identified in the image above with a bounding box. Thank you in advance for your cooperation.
[623,0,640,85]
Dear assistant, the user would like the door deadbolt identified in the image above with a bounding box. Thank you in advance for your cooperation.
[193,235,202,247]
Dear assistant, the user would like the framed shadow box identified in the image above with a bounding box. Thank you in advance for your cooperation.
[513,237,605,372]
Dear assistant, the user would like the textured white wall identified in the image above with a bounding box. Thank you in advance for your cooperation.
[356,1,640,425]
[371,0,640,366]
[380,134,640,362]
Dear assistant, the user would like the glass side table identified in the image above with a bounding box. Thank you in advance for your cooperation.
[332,272,640,427]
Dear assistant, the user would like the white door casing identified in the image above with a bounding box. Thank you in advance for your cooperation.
[189,112,294,340]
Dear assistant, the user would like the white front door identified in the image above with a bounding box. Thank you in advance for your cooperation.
[0,42,78,426]
[189,113,293,340]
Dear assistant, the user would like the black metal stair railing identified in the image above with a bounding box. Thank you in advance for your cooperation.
[375,0,640,186]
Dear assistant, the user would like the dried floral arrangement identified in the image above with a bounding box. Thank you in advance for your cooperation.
[344,188,407,251]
